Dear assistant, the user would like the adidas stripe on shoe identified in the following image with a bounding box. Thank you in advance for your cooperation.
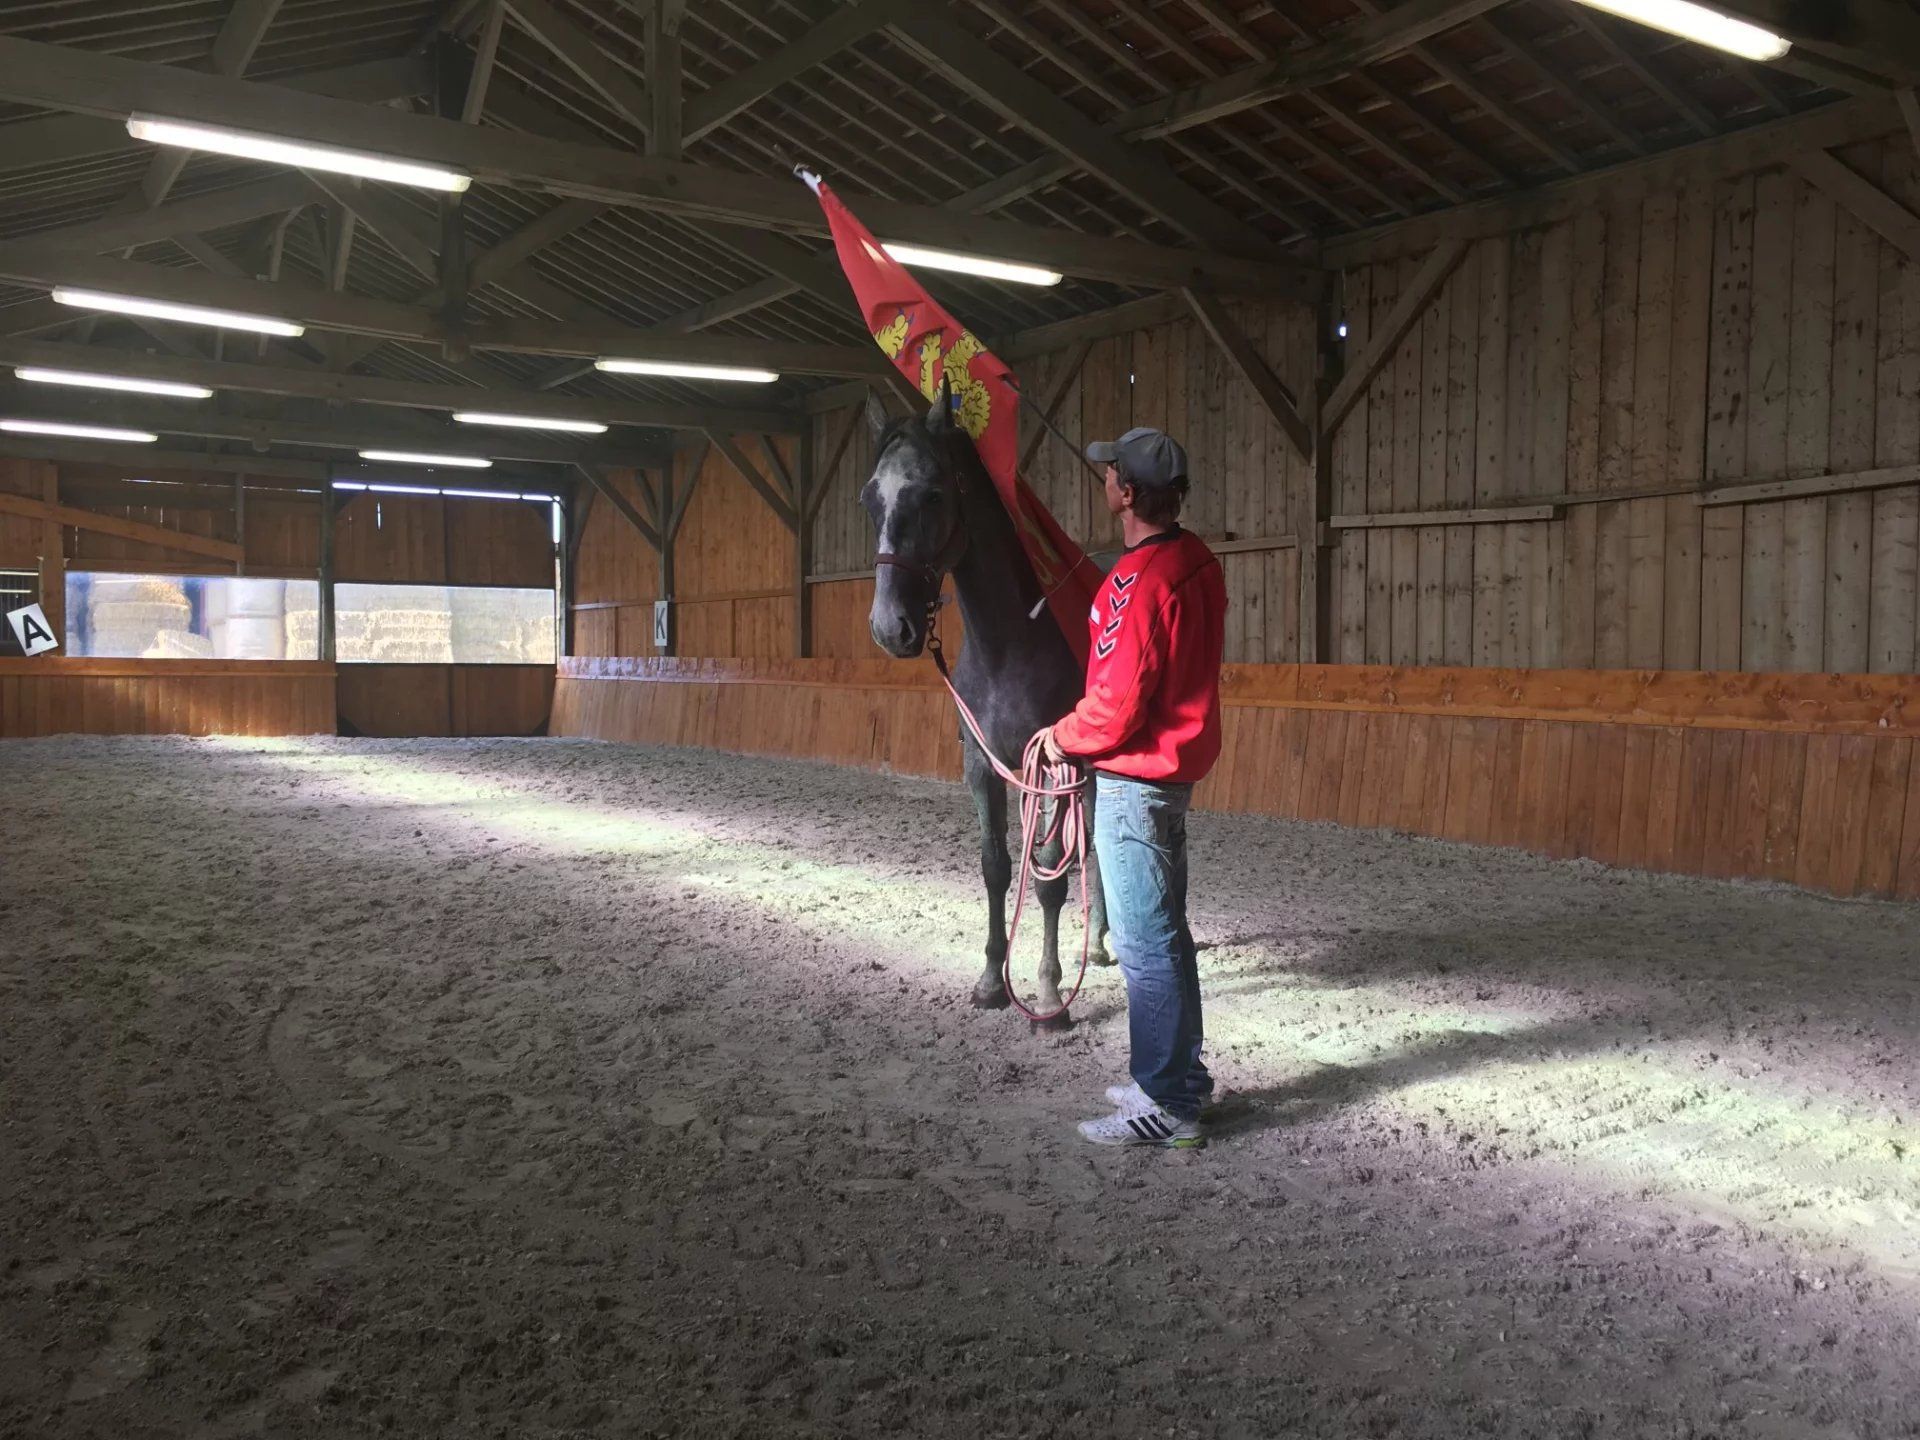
[1077,1102,1205,1149]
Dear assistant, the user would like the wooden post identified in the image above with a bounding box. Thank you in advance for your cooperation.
[793,425,813,657]
[317,463,336,663]
[1303,289,1340,662]
[658,460,677,656]
[233,470,246,575]
[38,459,64,647]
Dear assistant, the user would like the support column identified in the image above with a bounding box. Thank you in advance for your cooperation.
[38,460,64,646]
[317,464,337,664]
[793,424,814,658]
[1302,288,1340,664]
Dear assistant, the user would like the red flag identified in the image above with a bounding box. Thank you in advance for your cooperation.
[803,173,1101,666]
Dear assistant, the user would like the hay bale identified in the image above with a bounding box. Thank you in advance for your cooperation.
[223,578,286,619]
[145,629,213,659]
[88,576,189,609]
[215,615,285,660]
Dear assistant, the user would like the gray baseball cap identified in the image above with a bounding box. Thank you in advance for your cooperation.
[1086,426,1188,487]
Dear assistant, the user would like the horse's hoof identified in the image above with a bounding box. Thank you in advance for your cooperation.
[1091,953,1118,969]
[1030,1010,1073,1035]
[970,986,1012,1010]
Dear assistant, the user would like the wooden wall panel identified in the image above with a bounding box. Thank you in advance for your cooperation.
[336,664,553,737]
[553,658,1920,901]
[0,659,333,737]
[1330,134,1920,679]
[335,494,448,584]
[447,498,554,588]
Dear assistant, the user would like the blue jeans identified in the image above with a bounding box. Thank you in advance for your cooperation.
[1094,772,1211,1122]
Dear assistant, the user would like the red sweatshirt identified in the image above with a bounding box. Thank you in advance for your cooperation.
[1052,527,1227,784]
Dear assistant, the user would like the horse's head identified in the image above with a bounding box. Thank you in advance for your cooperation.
[861,373,969,658]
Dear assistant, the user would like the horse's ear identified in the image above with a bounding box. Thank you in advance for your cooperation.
[863,388,889,443]
[926,371,954,432]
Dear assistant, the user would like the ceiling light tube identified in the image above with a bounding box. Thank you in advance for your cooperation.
[357,449,492,469]
[594,358,780,384]
[452,411,608,434]
[1568,0,1789,61]
[52,287,304,337]
[126,116,472,193]
[0,418,157,442]
[366,482,444,495]
[879,241,1063,287]
[15,366,213,399]
[331,480,368,491]
[441,488,516,500]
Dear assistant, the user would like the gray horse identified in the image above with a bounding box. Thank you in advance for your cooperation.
[860,375,1110,1029]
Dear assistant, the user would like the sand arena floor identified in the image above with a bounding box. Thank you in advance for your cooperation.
[2,734,1918,1439]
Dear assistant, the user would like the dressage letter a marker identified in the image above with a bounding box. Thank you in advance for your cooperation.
[7,602,57,657]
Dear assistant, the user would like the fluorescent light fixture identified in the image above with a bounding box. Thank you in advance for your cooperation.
[1569,0,1789,61]
[594,357,780,384]
[520,494,558,504]
[126,116,472,192]
[879,241,1063,287]
[453,411,608,434]
[441,487,512,500]
[15,366,213,399]
[366,482,443,495]
[331,480,368,491]
[52,287,304,337]
[0,418,157,442]
[357,449,492,469]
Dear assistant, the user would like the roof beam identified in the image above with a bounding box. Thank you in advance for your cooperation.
[502,0,652,132]
[684,0,897,143]
[0,55,430,176]
[2,393,657,469]
[575,463,661,551]
[885,5,1279,256]
[462,0,506,125]
[0,35,1314,297]
[0,245,885,376]
[1121,0,1511,139]
[1711,1,1920,85]
[21,175,316,259]
[645,0,685,160]
[1325,93,1903,266]
[0,337,801,433]
[134,0,286,211]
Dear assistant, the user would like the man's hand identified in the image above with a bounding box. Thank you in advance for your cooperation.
[1036,726,1068,764]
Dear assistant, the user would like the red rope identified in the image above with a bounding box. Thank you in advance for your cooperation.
[926,624,1091,1025]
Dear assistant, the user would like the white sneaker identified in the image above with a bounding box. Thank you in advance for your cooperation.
[1103,1081,1229,1120]
[1077,1094,1206,1149]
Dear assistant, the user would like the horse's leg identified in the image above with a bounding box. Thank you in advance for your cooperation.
[965,740,1013,1010]
[1082,774,1113,968]
[1028,809,1073,1033]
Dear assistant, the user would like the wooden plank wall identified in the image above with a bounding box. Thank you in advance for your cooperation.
[336,664,555,738]
[336,492,551,588]
[0,659,335,736]
[571,437,799,659]
[1330,134,1920,677]
[551,658,1920,901]
[572,466,660,657]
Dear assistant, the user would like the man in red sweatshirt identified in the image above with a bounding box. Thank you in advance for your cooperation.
[1036,427,1228,1149]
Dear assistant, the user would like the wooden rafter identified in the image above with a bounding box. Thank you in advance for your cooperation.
[0,491,243,565]
[646,0,686,160]
[706,429,798,533]
[1322,240,1470,436]
[1788,149,1920,264]
[574,464,662,551]
[1016,341,1092,475]
[684,0,899,144]
[0,35,1315,297]
[1182,287,1315,463]
[0,337,797,435]
[502,0,652,132]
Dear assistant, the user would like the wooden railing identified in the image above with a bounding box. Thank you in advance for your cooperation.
[552,657,1920,901]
